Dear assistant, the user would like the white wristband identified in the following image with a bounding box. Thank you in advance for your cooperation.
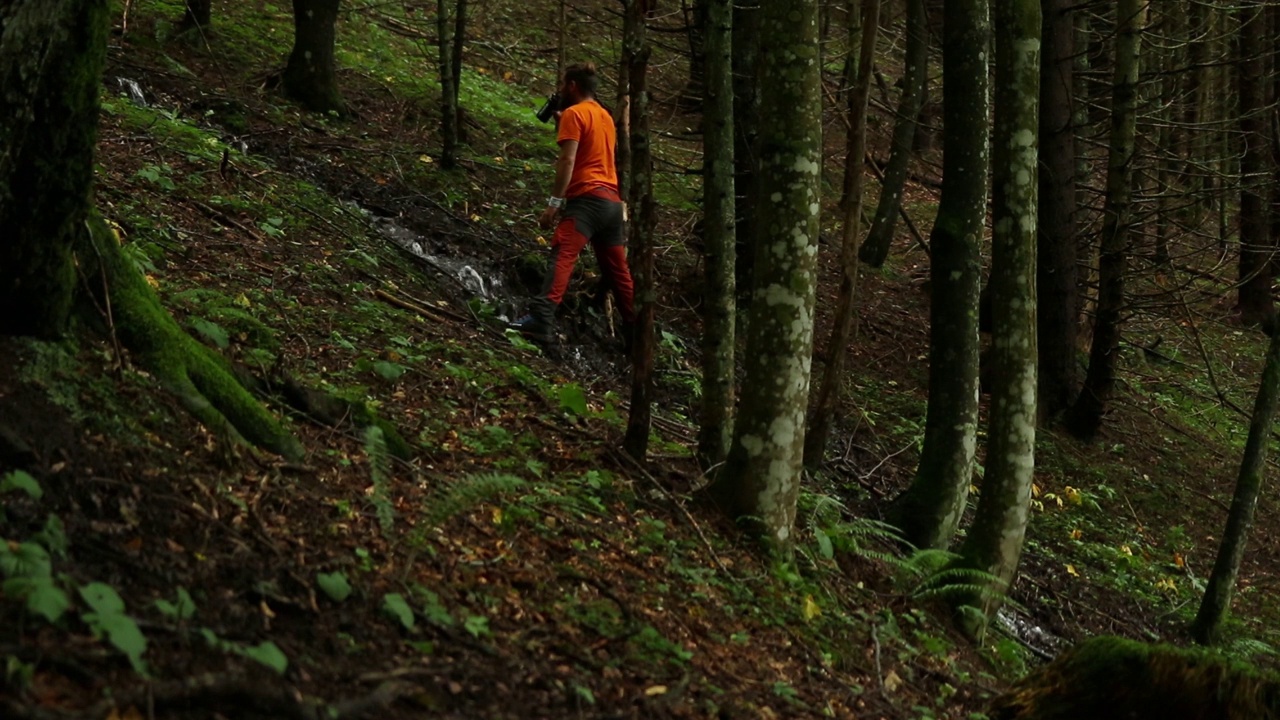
[547,196,565,209]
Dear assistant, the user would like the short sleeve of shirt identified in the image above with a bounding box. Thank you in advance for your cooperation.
[557,106,586,144]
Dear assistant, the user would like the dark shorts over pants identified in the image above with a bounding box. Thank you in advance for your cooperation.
[529,188,636,328]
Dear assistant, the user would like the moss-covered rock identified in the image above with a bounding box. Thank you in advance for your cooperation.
[990,636,1280,720]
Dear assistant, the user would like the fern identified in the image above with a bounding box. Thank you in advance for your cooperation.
[365,426,394,537]
[423,472,525,528]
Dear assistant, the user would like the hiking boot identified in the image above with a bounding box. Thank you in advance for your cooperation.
[510,314,554,345]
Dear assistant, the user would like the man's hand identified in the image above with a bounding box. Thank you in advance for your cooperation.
[539,205,560,230]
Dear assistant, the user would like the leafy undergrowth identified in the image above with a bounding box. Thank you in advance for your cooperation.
[5,0,1280,718]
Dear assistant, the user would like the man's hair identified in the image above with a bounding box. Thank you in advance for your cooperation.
[564,63,598,96]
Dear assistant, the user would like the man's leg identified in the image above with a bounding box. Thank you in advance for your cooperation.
[524,216,590,340]
[589,201,635,322]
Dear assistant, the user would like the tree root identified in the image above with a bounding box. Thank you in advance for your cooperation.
[79,214,303,461]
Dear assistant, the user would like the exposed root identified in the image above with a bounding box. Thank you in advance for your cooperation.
[79,214,304,461]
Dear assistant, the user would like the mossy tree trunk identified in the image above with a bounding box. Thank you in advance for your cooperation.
[1036,0,1078,423]
[956,0,1039,635]
[803,0,880,469]
[437,0,458,168]
[710,0,822,553]
[1192,324,1280,645]
[0,0,106,338]
[889,0,989,551]
[283,0,346,114]
[858,0,927,269]
[622,0,656,461]
[696,0,736,470]
[1066,0,1142,440]
[0,0,303,462]
[730,0,760,303]
[1234,0,1272,327]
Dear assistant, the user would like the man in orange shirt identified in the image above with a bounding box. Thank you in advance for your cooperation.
[512,63,636,349]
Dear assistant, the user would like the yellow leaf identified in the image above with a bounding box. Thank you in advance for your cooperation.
[1065,564,1079,577]
[644,685,667,696]
[1032,483,1042,498]
[493,156,505,164]
[491,507,503,525]
[234,293,252,308]
[419,154,434,164]
[536,236,548,246]
[470,214,482,222]
[145,275,160,289]
[883,669,902,693]
[1063,486,1082,506]
[801,594,821,622]
[1174,553,1185,568]
[1069,528,1083,540]
[1120,544,1132,556]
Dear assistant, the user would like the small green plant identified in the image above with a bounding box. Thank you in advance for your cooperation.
[316,571,353,602]
[365,425,395,536]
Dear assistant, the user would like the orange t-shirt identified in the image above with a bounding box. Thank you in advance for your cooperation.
[557,99,619,199]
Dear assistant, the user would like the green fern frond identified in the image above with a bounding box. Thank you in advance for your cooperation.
[365,425,394,537]
[424,472,525,529]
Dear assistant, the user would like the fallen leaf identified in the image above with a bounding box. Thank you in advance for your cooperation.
[1174,553,1185,568]
[1069,528,1082,541]
[883,669,902,693]
[644,685,667,696]
[419,154,434,164]
[1065,564,1079,577]
[801,594,821,622]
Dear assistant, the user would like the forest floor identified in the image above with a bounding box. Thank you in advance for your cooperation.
[3,0,1280,718]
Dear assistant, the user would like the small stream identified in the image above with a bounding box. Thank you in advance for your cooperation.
[995,607,1065,660]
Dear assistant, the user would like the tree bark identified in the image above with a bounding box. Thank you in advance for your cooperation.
[802,0,880,469]
[1191,325,1280,645]
[437,0,459,168]
[696,0,736,469]
[283,0,345,114]
[0,0,302,460]
[710,0,822,553]
[1065,0,1142,440]
[1036,0,1078,422]
[1235,0,1272,327]
[956,0,1039,635]
[858,0,927,269]
[623,0,656,461]
[890,0,989,551]
[0,0,107,337]
[731,0,760,302]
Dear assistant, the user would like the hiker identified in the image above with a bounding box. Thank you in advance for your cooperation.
[511,62,636,349]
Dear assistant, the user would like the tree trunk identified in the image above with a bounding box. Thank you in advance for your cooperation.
[710,0,822,553]
[623,0,656,461]
[1065,0,1142,440]
[179,0,212,32]
[451,0,466,96]
[802,0,880,469]
[283,0,345,114]
[438,0,459,168]
[1235,0,1272,327]
[956,0,1039,635]
[0,0,107,338]
[1191,325,1280,645]
[858,0,927,269]
[889,0,989,551]
[731,0,760,302]
[682,0,707,105]
[0,0,302,461]
[696,0,736,470]
[1036,0,1078,422]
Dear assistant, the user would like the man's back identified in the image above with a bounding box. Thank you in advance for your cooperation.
[557,99,618,198]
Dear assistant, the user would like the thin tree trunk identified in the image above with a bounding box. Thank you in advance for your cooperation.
[1065,0,1142,440]
[889,0,990,551]
[451,0,466,101]
[438,0,459,168]
[556,0,567,79]
[710,0,822,553]
[1192,324,1280,645]
[731,0,760,302]
[1235,0,1272,327]
[858,0,926,269]
[696,0,736,469]
[682,0,707,105]
[1037,0,1078,422]
[623,0,656,461]
[179,0,212,31]
[283,0,345,114]
[803,0,880,469]
[956,0,1039,636]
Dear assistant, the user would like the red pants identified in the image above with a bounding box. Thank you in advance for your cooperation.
[532,192,635,324]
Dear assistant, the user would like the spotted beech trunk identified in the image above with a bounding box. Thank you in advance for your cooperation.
[710,0,822,552]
